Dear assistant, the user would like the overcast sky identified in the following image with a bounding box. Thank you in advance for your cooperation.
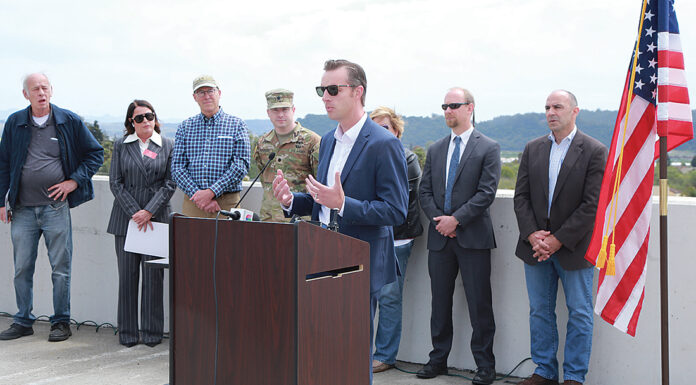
[1,0,695,124]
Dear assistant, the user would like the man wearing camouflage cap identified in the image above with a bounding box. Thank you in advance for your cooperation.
[253,89,320,222]
[172,75,251,217]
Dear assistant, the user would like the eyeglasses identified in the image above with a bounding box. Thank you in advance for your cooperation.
[315,84,356,97]
[132,112,155,123]
[195,88,218,96]
[441,102,471,111]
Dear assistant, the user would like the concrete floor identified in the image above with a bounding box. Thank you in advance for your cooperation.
[0,316,169,385]
[0,316,524,385]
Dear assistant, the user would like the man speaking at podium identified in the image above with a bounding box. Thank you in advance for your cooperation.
[272,59,408,382]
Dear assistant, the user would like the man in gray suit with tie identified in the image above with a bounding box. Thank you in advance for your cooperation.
[418,87,501,384]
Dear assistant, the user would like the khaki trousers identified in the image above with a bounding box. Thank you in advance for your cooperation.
[181,192,241,218]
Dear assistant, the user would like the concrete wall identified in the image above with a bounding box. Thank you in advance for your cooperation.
[1,178,694,384]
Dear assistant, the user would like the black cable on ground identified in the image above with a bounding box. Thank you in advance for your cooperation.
[394,357,533,382]
[0,312,172,338]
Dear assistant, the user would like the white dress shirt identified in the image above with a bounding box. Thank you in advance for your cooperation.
[445,127,474,182]
[124,131,162,156]
[284,113,367,225]
[318,113,368,224]
[547,126,577,215]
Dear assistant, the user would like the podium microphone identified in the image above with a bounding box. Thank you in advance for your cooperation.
[328,209,339,232]
[219,208,259,221]
[235,152,275,209]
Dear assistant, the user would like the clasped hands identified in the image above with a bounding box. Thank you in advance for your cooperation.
[132,209,153,232]
[433,215,458,238]
[272,169,344,210]
[190,188,220,213]
[528,230,562,262]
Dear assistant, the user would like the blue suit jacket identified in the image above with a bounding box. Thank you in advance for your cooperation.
[289,118,408,293]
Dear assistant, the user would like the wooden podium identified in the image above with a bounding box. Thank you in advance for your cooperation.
[169,215,370,385]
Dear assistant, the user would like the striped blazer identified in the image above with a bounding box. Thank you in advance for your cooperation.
[107,135,176,236]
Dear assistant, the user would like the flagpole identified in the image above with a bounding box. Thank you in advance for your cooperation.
[659,137,669,385]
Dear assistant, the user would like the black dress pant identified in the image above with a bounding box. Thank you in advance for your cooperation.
[114,236,164,345]
[427,238,496,369]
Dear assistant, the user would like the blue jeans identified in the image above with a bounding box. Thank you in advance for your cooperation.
[373,241,413,364]
[524,258,594,383]
[10,202,73,326]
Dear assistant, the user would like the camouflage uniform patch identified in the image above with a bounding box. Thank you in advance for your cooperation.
[252,122,320,222]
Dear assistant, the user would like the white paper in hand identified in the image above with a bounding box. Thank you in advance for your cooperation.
[123,219,169,258]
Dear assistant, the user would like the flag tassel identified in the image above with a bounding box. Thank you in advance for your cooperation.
[607,243,616,276]
[596,236,609,268]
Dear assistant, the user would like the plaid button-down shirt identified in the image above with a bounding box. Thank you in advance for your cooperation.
[172,107,250,197]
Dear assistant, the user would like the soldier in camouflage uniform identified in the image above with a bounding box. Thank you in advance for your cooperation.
[253,89,320,222]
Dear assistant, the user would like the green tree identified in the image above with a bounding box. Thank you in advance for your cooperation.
[87,120,105,143]
[411,145,426,170]
[85,120,113,175]
[499,162,519,189]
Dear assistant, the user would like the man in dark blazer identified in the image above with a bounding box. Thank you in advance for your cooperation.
[273,59,408,384]
[418,87,501,384]
[513,90,607,385]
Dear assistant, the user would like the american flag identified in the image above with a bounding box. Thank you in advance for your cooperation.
[585,0,693,336]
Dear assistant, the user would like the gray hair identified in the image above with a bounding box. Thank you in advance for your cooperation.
[23,73,51,92]
[552,89,578,108]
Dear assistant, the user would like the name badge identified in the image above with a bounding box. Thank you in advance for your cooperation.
[144,149,158,159]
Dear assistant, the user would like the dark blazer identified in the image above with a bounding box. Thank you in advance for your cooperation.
[419,129,501,251]
[107,135,176,236]
[289,118,408,292]
[513,130,608,270]
[393,147,423,240]
[0,104,103,209]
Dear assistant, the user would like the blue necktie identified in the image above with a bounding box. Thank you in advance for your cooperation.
[444,136,461,214]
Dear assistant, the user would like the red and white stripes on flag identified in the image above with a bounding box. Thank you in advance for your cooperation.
[656,30,693,142]
[585,0,693,337]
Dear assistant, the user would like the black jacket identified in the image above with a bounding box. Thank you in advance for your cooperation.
[0,104,104,209]
[394,147,423,240]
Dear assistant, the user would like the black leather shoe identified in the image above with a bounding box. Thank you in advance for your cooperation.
[144,340,161,347]
[48,322,72,342]
[473,367,496,385]
[0,323,34,340]
[416,362,448,379]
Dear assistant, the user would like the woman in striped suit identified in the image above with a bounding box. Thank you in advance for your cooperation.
[107,100,176,347]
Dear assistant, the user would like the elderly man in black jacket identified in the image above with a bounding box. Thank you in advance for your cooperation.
[0,73,103,342]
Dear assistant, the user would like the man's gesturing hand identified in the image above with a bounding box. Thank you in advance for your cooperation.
[305,172,344,210]
[272,169,293,207]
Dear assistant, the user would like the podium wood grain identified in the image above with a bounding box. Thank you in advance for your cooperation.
[170,217,369,385]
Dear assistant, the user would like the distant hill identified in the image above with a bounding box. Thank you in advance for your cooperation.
[295,110,621,151]
[476,109,620,152]
[5,108,692,154]
[298,109,696,153]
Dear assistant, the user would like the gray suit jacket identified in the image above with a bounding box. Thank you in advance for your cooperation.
[419,129,501,251]
[107,136,176,236]
[513,130,608,270]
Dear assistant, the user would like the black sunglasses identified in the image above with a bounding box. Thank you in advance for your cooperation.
[315,84,356,97]
[132,112,155,123]
[441,102,470,111]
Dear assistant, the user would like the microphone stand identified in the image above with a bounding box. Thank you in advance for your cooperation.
[235,152,276,209]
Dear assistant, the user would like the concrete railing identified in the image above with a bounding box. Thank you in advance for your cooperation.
[1,177,694,384]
